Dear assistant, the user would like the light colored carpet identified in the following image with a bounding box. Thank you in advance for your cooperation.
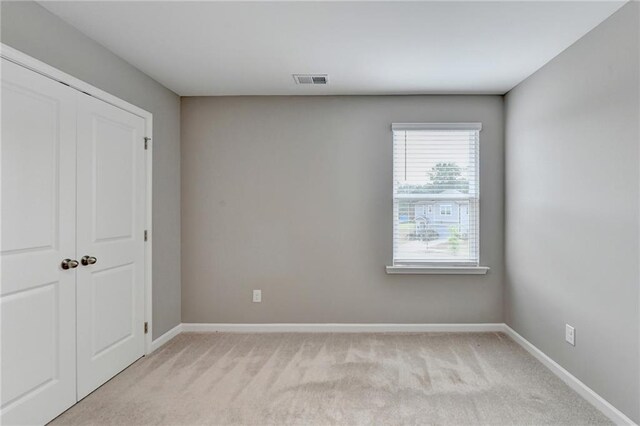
[51,332,611,425]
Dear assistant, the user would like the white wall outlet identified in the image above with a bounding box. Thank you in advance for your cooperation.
[565,324,575,346]
[252,289,262,303]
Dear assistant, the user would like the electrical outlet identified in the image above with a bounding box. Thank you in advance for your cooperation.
[565,324,575,346]
[253,289,262,303]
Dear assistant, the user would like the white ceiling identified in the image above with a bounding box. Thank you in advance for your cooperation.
[40,1,626,96]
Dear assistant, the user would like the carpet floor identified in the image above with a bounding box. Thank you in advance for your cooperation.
[51,332,611,425]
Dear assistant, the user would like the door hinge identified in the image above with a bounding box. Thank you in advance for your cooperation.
[144,230,148,241]
[144,137,151,150]
[144,322,149,334]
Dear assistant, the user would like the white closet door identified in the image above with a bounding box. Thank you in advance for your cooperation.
[1,59,77,425]
[75,94,146,399]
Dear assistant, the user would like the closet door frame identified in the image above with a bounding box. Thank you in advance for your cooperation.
[0,43,154,355]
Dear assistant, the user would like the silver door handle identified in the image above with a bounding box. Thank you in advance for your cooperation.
[81,256,97,266]
[61,259,79,269]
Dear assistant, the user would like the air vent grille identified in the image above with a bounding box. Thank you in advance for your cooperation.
[293,74,328,85]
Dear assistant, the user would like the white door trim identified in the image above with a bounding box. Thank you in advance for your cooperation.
[0,43,154,355]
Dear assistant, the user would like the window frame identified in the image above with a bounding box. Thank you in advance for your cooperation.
[439,204,453,216]
[388,122,488,274]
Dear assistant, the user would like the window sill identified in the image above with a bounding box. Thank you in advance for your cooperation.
[385,265,490,275]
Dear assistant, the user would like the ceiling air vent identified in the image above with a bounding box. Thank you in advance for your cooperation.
[293,74,328,85]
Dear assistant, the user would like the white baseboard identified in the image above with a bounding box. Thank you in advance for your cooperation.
[502,325,635,425]
[148,323,183,354]
[180,323,505,333]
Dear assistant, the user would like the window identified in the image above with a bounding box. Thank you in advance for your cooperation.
[439,205,452,216]
[392,123,480,267]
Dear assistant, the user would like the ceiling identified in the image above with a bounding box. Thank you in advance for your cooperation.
[40,1,626,96]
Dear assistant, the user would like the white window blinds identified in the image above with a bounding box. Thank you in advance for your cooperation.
[392,123,481,266]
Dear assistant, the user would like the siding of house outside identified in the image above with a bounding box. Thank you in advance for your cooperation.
[414,201,470,239]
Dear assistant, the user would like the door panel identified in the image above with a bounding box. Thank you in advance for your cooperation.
[92,264,134,356]
[93,116,135,241]
[2,283,59,401]
[1,58,77,425]
[76,94,145,399]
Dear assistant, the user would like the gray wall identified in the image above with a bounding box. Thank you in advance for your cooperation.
[504,2,639,421]
[1,1,182,339]
[181,95,504,324]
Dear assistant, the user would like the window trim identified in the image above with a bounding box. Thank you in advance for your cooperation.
[388,122,488,274]
[386,265,489,275]
[392,122,482,131]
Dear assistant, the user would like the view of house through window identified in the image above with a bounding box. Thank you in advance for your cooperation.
[392,123,480,266]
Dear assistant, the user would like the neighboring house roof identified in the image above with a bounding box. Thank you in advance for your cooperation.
[415,200,469,205]
[397,189,469,201]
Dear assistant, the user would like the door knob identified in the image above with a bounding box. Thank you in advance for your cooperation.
[61,259,79,269]
[81,256,97,266]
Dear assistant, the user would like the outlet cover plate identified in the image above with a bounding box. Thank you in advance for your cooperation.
[565,324,575,346]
